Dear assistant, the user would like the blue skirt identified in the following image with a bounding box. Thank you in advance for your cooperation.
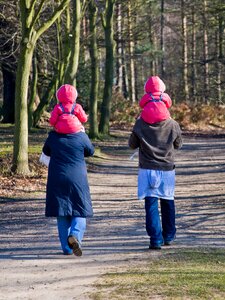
[138,168,175,200]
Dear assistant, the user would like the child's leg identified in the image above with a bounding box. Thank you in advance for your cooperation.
[145,197,163,248]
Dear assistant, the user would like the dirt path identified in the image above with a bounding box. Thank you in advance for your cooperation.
[1,131,225,299]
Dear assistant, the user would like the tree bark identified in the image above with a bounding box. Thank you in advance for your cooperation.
[160,0,165,78]
[88,0,99,138]
[203,0,209,103]
[99,0,115,135]
[127,0,136,103]
[216,27,222,104]
[64,0,81,86]
[191,6,197,103]
[12,40,34,174]
[181,0,189,102]
[148,1,155,76]
[115,2,123,92]
[28,52,38,129]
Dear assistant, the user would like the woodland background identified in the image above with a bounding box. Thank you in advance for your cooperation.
[0,0,225,175]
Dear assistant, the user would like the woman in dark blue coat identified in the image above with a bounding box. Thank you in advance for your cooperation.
[43,131,95,256]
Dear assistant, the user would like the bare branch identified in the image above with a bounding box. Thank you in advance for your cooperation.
[35,0,70,40]
[29,0,45,29]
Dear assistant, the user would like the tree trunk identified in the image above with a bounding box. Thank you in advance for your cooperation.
[28,52,38,129]
[1,64,15,124]
[160,0,165,78]
[56,11,66,85]
[64,0,81,86]
[121,45,129,99]
[127,0,136,103]
[181,0,189,102]
[216,28,222,104]
[88,0,99,138]
[203,0,209,103]
[218,5,224,60]
[115,2,123,92]
[121,10,129,99]
[148,1,155,76]
[191,6,197,103]
[99,0,115,135]
[12,41,34,174]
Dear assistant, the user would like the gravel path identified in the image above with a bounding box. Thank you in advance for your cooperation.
[1,131,225,299]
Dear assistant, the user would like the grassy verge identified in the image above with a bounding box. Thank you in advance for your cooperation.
[90,249,225,300]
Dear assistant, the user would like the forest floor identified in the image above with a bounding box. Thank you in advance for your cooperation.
[1,128,225,299]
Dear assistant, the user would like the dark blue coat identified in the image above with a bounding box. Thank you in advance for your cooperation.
[43,131,95,217]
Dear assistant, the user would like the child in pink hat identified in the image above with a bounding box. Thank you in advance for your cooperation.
[49,84,88,134]
[139,76,172,124]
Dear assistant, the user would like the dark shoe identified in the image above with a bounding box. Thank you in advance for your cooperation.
[149,244,161,250]
[164,236,176,246]
[68,235,82,257]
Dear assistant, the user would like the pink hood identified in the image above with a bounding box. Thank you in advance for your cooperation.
[56,84,78,104]
[144,76,166,93]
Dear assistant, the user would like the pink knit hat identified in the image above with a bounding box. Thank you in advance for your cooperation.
[56,84,78,103]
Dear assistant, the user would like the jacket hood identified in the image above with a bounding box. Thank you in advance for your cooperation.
[56,84,78,104]
[144,76,166,93]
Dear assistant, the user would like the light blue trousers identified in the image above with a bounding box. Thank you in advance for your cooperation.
[57,216,86,255]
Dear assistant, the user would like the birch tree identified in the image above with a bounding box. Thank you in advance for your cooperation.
[202,0,209,103]
[115,2,123,92]
[190,5,197,103]
[181,0,189,102]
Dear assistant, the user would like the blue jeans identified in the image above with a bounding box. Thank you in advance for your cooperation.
[57,216,86,254]
[145,197,176,246]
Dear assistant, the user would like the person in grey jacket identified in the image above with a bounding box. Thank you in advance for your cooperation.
[129,117,182,249]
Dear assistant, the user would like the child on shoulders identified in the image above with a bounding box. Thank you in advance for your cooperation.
[49,84,88,134]
[139,76,172,124]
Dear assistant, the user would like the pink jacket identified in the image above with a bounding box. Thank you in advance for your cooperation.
[139,76,172,124]
[49,84,88,134]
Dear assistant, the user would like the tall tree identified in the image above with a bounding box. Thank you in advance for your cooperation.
[115,2,123,92]
[190,5,197,103]
[64,0,83,86]
[181,0,189,102]
[202,0,209,103]
[88,0,99,138]
[160,0,165,78]
[99,0,116,135]
[127,0,136,103]
[12,0,70,175]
